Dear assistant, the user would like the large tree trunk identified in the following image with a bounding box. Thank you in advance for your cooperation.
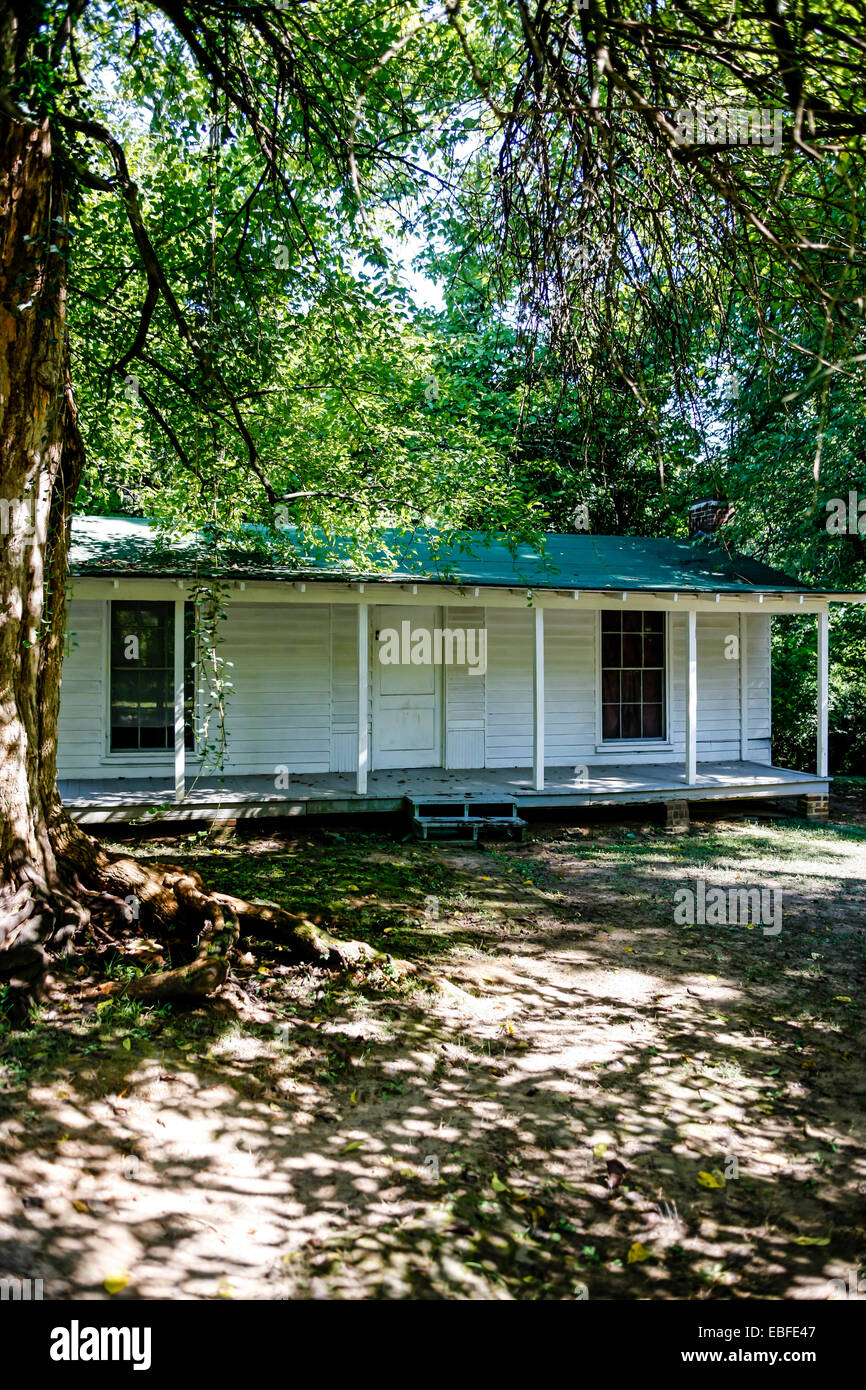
[0,113,401,1012]
[0,113,86,987]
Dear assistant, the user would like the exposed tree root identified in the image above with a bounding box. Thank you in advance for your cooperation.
[1,816,417,1012]
[0,870,86,990]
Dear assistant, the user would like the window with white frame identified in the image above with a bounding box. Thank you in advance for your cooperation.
[109,601,196,752]
[600,610,666,740]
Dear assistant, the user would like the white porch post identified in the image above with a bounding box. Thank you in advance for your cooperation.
[685,608,697,786]
[357,602,369,795]
[533,606,545,791]
[817,609,829,778]
[173,596,185,803]
[739,612,749,762]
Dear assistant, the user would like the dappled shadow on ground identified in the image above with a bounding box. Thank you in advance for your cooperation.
[1,808,865,1300]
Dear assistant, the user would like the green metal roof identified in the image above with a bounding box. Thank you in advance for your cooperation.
[68,514,825,594]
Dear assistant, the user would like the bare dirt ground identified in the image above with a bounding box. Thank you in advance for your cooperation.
[1,793,865,1301]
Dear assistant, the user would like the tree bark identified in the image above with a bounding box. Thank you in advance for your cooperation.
[0,112,85,988]
[0,112,412,1011]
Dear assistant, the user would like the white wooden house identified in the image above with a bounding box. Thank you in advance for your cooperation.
[56,512,863,827]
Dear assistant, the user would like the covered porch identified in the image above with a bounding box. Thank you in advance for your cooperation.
[59,759,829,824]
[143,601,831,804]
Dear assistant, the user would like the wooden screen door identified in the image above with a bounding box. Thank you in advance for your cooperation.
[372,605,442,768]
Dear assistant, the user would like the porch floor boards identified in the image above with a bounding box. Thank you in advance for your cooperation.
[58,761,828,824]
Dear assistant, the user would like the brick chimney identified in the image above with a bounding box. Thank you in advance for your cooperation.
[689,497,735,538]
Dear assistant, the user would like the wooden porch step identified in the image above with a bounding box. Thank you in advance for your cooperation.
[409,798,526,842]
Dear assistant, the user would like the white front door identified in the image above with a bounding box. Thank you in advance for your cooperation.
[372,605,442,769]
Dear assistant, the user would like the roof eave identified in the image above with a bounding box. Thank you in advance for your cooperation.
[69,565,846,597]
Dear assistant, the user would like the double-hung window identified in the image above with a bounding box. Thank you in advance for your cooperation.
[601,610,666,740]
[109,601,195,752]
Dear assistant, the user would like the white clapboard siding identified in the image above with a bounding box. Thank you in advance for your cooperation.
[485,606,534,767]
[695,613,741,758]
[746,612,772,762]
[57,600,108,777]
[330,602,359,772]
[55,593,778,784]
[545,609,596,763]
[666,610,685,753]
[444,605,485,767]
[217,603,331,774]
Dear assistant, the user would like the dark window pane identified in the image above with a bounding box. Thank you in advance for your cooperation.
[621,703,641,739]
[111,615,136,666]
[111,726,138,749]
[622,634,642,666]
[139,627,169,668]
[642,704,663,738]
[622,668,641,702]
[111,603,171,667]
[642,669,662,703]
[110,669,138,704]
[602,669,620,702]
[139,725,170,750]
[110,601,174,752]
[138,706,170,732]
[600,609,665,742]
[136,670,161,703]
